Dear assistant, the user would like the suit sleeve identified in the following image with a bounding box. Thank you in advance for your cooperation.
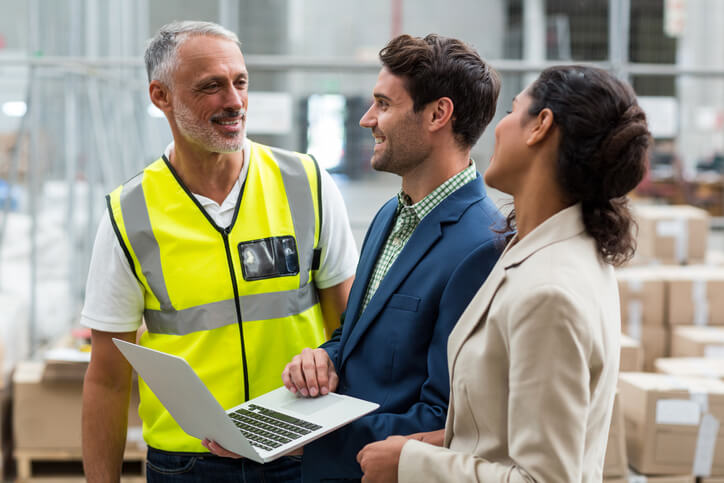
[315,240,503,470]
[398,286,593,482]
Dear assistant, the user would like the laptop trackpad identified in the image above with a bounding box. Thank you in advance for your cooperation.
[282,394,342,416]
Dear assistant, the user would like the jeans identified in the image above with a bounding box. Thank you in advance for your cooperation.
[146,447,301,483]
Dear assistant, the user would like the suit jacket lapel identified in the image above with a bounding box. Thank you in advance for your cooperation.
[339,178,486,367]
[340,215,443,366]
[336,200,397,365]
[446,261,507,388]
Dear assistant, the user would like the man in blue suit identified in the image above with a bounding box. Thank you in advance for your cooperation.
[280,34,505,481]
[210,33,505,481]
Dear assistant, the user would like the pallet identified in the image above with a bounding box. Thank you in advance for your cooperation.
[13,447,145,482]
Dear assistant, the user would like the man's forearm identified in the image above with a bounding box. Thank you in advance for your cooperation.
[82,378,132,482]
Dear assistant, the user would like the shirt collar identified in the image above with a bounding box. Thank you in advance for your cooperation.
[396,160,477,221]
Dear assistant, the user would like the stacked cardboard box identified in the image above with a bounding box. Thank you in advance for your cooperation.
[666,268,724,327]
[621,335,645,372]
[633,205,709,265]
[13,360,143,451]
[655,358,724,381]
[604,392,628,479]
[608,473,695,483]
[619,372,724,476]
[671,326,724,358]
[0,340,8,480]
[617,267,669,370]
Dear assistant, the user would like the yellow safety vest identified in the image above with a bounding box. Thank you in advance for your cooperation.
[106,141,326,452]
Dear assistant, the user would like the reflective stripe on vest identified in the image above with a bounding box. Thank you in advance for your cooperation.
[118,146,319,326]
[143,283,319,335]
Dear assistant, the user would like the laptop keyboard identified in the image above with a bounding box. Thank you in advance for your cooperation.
[228,404,323,452]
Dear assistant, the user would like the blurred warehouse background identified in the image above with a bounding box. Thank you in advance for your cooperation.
[2,0,722,380]
[1,0,723,375]
[0,1,724,478]
[0,0,724,481]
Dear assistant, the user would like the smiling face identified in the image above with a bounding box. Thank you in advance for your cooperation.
[484,89,537,195]
[168,35,248,154]
[358,68,430,176]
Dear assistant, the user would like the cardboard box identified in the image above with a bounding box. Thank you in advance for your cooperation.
[13,360,142,450]
[666,268,724,326]
[624,472,695,482]
[617,267,667,330]
[604,392,628,478]
[671,327,724,358]
[706,250,724,267]
[0,388,10,480]
[605,476,694,483]
[633,204,709,265]
[619,372,724,475]
[625,325,669,371]
[656,358,724,381]
[622,334,645,372]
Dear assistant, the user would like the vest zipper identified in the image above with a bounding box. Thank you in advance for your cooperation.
[222,228,250,402]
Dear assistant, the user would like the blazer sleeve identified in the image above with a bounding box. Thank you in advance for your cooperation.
[317,240,503,470]
[398,285,593,482]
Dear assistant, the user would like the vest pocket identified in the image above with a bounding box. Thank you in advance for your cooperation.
[238,236,300,281]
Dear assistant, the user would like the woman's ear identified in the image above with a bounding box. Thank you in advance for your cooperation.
[525,107,555,146]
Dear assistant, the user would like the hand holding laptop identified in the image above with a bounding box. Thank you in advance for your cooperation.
[282,347,338,398]
[203,437,303,459]
[112,339,378,464]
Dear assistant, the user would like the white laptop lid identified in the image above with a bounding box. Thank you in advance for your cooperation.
[112,338,379,463]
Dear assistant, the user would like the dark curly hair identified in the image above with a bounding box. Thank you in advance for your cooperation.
[379,34,500,149]
[516,66,651,266]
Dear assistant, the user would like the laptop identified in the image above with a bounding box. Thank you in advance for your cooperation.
[112,338,379,463]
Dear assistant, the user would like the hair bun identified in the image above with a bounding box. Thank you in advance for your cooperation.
[602,105,649,162]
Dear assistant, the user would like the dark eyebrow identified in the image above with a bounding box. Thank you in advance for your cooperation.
[373,93,392,102]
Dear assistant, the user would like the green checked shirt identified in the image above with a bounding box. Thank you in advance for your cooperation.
[361,161,478,312]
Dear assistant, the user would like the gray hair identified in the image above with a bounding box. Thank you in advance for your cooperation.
[144,20,241,85]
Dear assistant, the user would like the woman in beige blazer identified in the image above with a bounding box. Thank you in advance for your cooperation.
[357,66,651,482]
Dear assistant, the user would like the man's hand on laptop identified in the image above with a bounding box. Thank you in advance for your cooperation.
[282,348,338,397]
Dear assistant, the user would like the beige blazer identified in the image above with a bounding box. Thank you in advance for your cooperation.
[399,204,620,482]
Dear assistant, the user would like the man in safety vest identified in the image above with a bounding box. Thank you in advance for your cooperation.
[80,21,357,482]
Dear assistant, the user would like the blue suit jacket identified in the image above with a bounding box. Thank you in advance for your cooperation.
[301,175,505,481]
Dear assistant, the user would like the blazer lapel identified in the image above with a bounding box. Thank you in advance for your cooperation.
[336,200,397,364]
[340,177,486,367]
[340,217,443,366]
[447,261,507,386]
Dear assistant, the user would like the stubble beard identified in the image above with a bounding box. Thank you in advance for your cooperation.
[371,113,427,176]
[173,100,245,154]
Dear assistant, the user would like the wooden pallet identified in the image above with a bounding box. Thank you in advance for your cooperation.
[13,447,145,482]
